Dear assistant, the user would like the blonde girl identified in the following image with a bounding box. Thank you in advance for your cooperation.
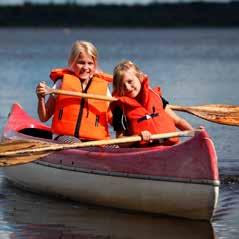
[111,60,193,145]
[36,40,112,143]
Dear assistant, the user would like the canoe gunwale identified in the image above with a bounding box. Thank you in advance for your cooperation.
[34,160,220,186]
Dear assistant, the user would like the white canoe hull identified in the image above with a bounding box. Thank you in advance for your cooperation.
[4,161,219,220]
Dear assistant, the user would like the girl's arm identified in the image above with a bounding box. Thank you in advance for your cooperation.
[36,82,55,122]
[165,105,193,131]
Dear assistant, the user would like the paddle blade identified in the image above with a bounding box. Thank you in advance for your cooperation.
[0,139,51,152]
[170,104,239,126]
[0,153,50,167]
[0,140,45,152]
[0,140,52,167]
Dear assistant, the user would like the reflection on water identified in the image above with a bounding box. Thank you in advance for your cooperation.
[219,160,239,185]
[0,179,214,239]
[213,183,239,239]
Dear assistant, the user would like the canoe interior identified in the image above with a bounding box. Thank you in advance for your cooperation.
[19,128,52,139]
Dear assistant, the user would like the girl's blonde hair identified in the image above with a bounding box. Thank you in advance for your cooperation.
[113,60,143,96]
[68,40,98,68]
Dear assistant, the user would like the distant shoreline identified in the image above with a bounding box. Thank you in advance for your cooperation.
[1,2,239,27]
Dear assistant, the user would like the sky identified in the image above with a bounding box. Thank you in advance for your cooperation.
[0,0,232,5]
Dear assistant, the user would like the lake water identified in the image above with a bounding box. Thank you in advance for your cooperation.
[0,27,239,238]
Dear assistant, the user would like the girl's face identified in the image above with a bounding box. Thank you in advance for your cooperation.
[72,52,96,81]
[121,69,141,98]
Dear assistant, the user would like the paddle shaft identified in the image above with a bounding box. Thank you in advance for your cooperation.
[46,87,239,127]
[0,130,197,157]
[46,87,117,102]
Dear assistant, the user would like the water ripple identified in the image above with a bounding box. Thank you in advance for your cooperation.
[213,184,239,238]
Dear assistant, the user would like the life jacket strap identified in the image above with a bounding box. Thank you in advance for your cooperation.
[137,113,159,123]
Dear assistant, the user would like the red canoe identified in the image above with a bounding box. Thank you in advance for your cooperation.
[2,103,220,220]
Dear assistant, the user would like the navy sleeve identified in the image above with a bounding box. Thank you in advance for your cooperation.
[161,96,169,109]
[112,106,125,131]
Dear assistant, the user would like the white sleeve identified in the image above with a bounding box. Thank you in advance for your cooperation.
[52,79,62,90]
[52,79,62,98]
[106,87,112,97]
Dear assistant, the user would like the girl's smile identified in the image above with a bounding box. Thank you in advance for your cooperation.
[72,52,96,82]
[121,70,141,98]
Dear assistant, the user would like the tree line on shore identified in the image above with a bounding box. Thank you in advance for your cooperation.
[0,1,239,27]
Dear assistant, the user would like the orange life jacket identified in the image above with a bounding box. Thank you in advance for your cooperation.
[50,68,112,140]
[114,77,179,145]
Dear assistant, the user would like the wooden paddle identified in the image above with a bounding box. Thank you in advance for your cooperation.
[45,85,117,102]
[169,104,239,127]
[45,86,239,127]
[0,130,197,167]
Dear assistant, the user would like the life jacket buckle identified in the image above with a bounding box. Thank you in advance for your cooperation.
[137,113,159,123]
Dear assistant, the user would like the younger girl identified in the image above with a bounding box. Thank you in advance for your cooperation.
[111,60,193,146]
[36,40,112,143]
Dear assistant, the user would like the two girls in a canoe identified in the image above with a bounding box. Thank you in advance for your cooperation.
[36,40,192,146]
